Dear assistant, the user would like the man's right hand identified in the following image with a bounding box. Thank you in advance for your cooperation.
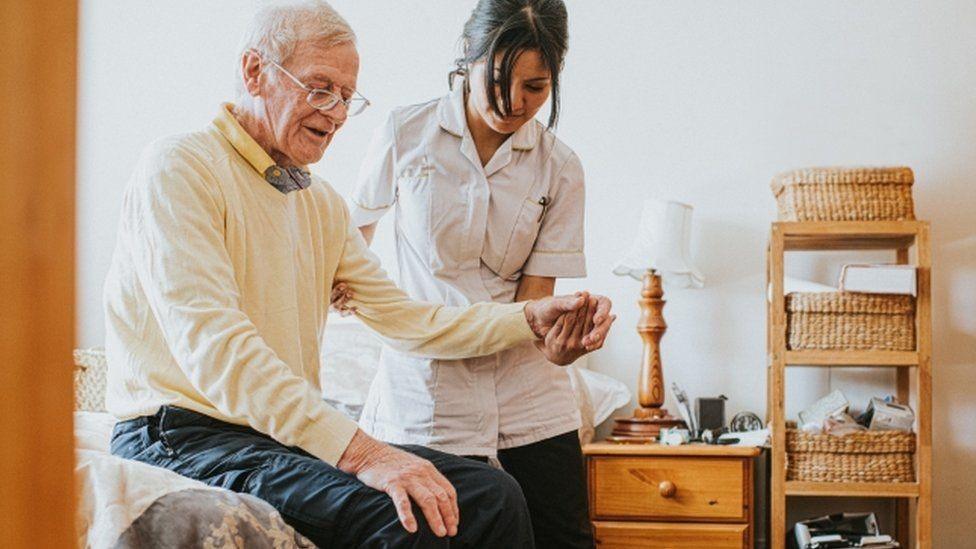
[337,429,458,538]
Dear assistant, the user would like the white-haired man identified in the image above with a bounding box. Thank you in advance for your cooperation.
[104,2,614,547]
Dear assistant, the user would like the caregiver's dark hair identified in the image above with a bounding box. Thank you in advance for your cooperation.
[450,0,568,129]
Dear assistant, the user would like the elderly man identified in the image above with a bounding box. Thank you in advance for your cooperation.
[104,2,613,547]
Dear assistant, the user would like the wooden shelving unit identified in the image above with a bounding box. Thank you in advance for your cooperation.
[766,220,932,549]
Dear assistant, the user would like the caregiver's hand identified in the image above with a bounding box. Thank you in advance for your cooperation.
[329,282,356,316]
[524,293,616,364]
[338,429,458,538]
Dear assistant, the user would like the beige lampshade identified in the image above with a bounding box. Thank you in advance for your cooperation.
[612,199,704,289]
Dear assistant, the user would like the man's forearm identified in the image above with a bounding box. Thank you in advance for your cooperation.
[336,219,607,359]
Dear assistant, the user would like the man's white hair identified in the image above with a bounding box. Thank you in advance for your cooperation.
[236,0,356,95]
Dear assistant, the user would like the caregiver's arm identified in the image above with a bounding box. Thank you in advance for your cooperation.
[515,274,555,301]
[350,111,396,247]
[359,222,378,246]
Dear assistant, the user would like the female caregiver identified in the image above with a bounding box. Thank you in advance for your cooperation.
[348,1,603,546]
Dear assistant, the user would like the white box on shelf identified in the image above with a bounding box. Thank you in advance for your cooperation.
[798,389,849,426]
[839,264,916,295]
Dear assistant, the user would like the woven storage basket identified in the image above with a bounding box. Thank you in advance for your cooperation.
[786,292,915,351]
[786,429,915,483]
[73,347,108,412]
[771,166,915,221]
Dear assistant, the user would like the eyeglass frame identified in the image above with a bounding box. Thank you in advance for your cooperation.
[264,57,370,117]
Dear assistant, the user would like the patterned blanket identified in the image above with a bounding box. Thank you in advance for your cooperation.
[75,412,313,548]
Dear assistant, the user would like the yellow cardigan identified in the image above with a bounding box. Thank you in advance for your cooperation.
[103,105,535,465]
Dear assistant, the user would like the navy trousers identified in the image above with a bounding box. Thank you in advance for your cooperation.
[110,406,535,548]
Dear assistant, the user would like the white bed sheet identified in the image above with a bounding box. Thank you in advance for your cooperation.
[74,412,221,548]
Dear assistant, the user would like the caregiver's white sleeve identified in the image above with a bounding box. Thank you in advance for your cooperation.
[350,111,397,227]
[523,151,587,278]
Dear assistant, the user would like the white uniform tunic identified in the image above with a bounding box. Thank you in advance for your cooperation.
[351,83,586,456]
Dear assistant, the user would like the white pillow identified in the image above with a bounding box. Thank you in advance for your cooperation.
[567,366,631,444]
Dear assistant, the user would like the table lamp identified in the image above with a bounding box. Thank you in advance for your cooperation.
[608,199,704,442]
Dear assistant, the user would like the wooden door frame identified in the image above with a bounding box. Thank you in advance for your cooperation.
[0,1,78,547]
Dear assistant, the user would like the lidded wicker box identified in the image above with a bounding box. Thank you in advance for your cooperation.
[786,292,915,351]
[771,166,916,221]
[786,429,916,483]
[74,347,108,412]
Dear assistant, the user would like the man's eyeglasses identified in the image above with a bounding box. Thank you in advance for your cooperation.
[266,59,370,117]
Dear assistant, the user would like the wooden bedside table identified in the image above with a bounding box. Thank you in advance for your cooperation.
[584,442,762,549]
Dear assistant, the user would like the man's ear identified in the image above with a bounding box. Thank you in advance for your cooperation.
[241,49,264,97]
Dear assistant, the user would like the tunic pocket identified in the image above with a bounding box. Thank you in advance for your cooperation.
[396,161,466,277]
[495,198,545,280]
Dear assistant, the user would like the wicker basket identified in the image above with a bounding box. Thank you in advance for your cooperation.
[74,347,108,412]
[786,292,915,351]
[786,429,915,483]
[771,166,915,221]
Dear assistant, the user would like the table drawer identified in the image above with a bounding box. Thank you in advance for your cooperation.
[589,455,749,521]
[593,521,748,549]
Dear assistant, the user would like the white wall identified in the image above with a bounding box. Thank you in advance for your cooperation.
[78,1,976,545]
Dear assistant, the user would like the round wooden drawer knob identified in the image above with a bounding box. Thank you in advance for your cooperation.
[658,480,677,498]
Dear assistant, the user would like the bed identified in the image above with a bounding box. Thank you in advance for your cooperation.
[74,316,629,548]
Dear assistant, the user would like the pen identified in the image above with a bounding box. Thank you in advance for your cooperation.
[537,196,550,222]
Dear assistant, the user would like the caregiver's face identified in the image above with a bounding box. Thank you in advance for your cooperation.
[468,48,552,135]
[259,40,360,166]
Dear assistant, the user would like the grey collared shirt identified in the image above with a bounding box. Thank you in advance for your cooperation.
[264,165,312,194]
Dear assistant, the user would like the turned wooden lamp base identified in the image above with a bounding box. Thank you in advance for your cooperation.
[608,269,686,444]
[607,407,686,443]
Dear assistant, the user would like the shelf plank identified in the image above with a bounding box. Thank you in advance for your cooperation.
[769,226,789,548]
[784,350,918,367]
[774,221,923,251]
[583,442,761,457]
[786,481,919,498]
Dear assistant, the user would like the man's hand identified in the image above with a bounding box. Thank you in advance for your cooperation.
[337,430,458,537]
[524,292,616,365]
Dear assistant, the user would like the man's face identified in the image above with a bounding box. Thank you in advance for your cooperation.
[257,40,359,166]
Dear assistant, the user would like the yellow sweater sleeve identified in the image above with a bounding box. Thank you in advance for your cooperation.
[334,210,538,358]
[124,142,357,465]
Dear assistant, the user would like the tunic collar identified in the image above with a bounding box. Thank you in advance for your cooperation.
[436,79,540,151]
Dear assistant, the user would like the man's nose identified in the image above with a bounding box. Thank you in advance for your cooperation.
[320,103,346,126]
